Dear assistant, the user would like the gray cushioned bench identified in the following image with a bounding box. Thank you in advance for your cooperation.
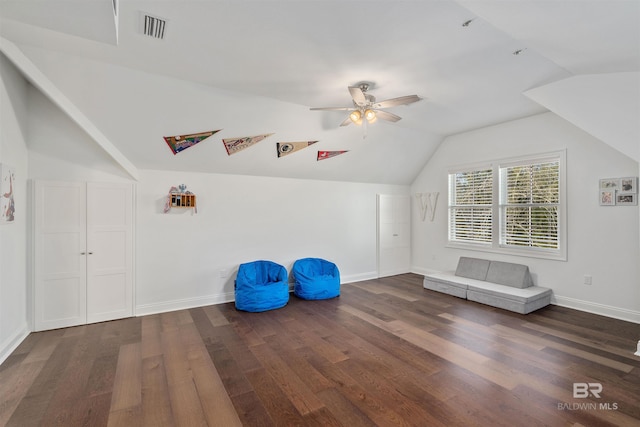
[423,257,552,314]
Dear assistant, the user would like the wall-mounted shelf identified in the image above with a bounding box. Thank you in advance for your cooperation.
[163,185,197,214]
[170,192,196,208]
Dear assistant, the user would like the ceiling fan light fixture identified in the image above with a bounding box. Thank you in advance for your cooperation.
[349,110,362,123]
[364,109,376,122]
[310,82,421,128]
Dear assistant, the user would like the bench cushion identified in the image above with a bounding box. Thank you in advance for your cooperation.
[455,257,490,281]
[466,281,551,314]
[423,273,468,298]
[423,256,552,314]
[485,260,533,288]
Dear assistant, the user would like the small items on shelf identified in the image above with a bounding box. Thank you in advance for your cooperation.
[170,192,196,208]
[164,184,197,213]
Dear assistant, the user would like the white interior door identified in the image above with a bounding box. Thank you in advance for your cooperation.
[34,181,87,331]
[377,194,410,278]
[34,181,134,331]
[86,182,133,324]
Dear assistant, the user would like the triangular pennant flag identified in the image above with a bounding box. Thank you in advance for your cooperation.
[223,133,274,155]
[277,141,317,158]
[164,130,221,155]
[317,150,348,161]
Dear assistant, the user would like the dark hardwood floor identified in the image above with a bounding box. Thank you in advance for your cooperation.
[1,273,639,426]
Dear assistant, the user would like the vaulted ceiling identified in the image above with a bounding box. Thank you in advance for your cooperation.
[1,0,638,184]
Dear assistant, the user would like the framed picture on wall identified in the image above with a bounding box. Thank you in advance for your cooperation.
[616,193,637,206]
[619,177,637,193]
[0,163,15,223]
[600,190,615,206]
[599,178,619,190]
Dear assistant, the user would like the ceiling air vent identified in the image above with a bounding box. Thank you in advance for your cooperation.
[140,12,167,40]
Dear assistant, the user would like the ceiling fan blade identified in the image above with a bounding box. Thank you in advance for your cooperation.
[375,110,402,123]
[310,106,353,111]
[373,95,422,109]
[348,86,367,106]
[339,117,353,127]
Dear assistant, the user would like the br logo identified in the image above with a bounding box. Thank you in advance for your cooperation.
[573,383,602,398]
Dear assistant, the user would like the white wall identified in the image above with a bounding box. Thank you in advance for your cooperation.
[0,53,30,363]
[524,72,640,162]
[135,169,408,315]
[26,85,135,183]
[411,112,640,322]
[24,84,410,317]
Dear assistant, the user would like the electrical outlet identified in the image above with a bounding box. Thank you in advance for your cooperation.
[584,275,592,285]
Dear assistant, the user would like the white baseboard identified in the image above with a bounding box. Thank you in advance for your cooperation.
[135,272,378,317]
[0,324,30,366]
[411,266,443,276]
[135,292,235,317]
[635,341,640,357]
[551,295,640,324]
[341,271,378,284]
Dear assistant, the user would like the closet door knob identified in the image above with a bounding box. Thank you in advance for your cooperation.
[81,252,86,255]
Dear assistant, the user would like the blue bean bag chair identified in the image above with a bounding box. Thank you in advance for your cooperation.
[293,258,340,300]
[235,260,289,312]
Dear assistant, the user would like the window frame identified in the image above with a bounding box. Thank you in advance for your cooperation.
[447,164,494,248]
[447,150,567,261]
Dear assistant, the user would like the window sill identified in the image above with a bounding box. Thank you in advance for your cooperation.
[446,242,567,262]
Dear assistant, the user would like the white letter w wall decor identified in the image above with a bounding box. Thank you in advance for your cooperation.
[415,192,439,222]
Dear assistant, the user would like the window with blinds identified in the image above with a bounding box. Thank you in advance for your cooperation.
[448,168,493,244]
[447,151,565,260]
[500,159,559,250]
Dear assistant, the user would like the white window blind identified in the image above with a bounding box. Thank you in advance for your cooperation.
[448,168,493,244]
[447,150,565,260]
[500,159,559,250]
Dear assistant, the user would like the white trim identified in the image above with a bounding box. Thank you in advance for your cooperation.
[341,271,379,284]
[378,268,412,279]
[131,183,137,323]
[411,266,442,276]
[635,341,640,357]
[552,295,640,324]
[0,324,30,366]
[28,180,36,332]
[446,241,567,261]
[135,292,235,317]
[447,161,493,175]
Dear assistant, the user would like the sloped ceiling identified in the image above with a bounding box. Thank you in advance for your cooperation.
[0,0,118,45]
[525,73,640,161]
[0,0,638,184]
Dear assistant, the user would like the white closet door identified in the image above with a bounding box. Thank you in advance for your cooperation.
[86,182,133,323]
[34,181,134,331]
[34,181,87,331]
[377,194,411,278]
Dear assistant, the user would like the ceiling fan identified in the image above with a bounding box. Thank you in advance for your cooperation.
[310,82,422,127]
